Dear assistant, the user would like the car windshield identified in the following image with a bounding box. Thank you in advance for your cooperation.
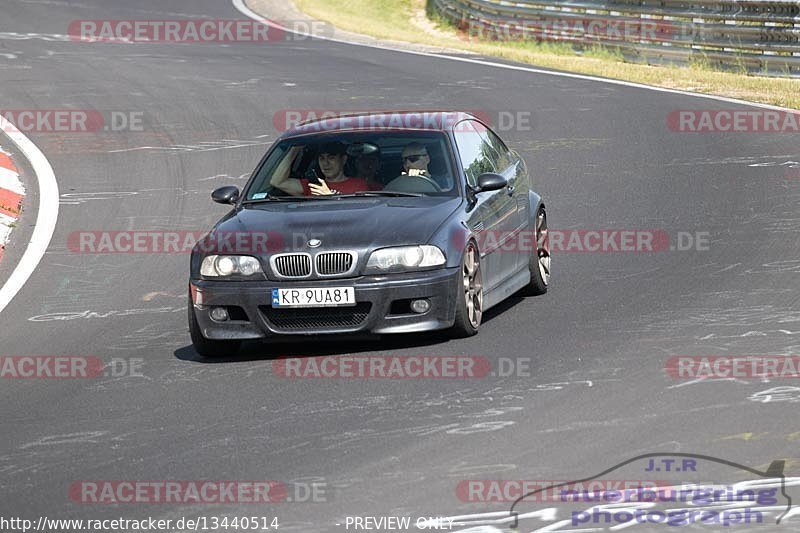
[244,131,459,200]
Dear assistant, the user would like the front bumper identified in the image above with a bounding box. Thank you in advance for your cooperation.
[190,267,460,340]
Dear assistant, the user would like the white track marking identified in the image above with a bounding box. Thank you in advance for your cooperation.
[0,166,26,195]
[0,212,15,244]
[232,0,799,113]
[0,116,59,315]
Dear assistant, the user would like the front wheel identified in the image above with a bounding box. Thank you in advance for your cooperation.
[521,205,550,296]
[188,298,241,358]
[450,241,483,338]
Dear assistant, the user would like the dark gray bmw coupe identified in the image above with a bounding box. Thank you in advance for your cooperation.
[188,111,549,356]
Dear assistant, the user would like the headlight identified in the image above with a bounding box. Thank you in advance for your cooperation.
[366,245,446,273]
[201,255,263,277]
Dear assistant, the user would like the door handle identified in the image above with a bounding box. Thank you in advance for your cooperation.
[506,185,514,196]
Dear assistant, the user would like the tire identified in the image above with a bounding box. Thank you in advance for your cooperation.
[521,205,550,296]
[188,298,241,358]
[450,240,483,338]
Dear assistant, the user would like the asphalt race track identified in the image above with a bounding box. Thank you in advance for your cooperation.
[1,0,799,531]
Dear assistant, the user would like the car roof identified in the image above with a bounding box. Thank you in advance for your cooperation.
[280,110,486,137]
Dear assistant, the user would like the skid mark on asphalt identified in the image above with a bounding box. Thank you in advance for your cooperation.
[142,291,182,301]
[198,172,250,181]
[667,154,800,167]
[29,132,175,155]
[746,260,800,274]
[515,137,609,152]
[750,160,800,169]
[19,431,108,449]
[0,32,71,42]
[28,305,184,322]
[59,188,199,205]
[59,191,139,205]
[749,386,800,403]
[112,214,216,229]
[108,136,271,154]
[616,305,800,334]
[666,376,749,389]
[699,329,800,340]
[171,76,266,88]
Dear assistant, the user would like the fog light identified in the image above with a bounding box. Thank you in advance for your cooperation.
[410,299,430,314]
[210,307,229,321]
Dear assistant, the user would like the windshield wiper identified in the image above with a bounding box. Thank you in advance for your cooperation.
[339,191,423,198]
[244,191,423,203]
[243,194,329,203]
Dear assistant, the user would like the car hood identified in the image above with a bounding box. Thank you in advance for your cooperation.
[215,197,462,253]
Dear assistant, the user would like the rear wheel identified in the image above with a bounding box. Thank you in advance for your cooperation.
[450,241,483,338]
[521,205,550,296]
[188,298,241,358]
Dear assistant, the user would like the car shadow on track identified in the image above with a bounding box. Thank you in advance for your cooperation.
[174,295,526,364]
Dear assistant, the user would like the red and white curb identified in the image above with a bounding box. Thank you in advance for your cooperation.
[0,114,58,316]
[0,148,25,265]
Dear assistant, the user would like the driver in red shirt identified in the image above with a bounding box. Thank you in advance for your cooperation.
[270,141,370,196]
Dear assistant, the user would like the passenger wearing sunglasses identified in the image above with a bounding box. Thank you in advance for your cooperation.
[401,142,431,177]
[399,142,450,192]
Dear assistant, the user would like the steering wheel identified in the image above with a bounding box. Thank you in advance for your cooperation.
[384,173,442,193]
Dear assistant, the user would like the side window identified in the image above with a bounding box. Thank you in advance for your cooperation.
[453,121,495,186]
[246,142,289,199]
[482,127,512,172]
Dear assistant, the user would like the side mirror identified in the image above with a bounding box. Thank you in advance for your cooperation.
[211,186,240,205]
[475,173,508,193]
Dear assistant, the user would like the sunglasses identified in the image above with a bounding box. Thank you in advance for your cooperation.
[403,154,427,163]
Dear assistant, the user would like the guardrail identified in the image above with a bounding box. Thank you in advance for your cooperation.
[431,0,800,76]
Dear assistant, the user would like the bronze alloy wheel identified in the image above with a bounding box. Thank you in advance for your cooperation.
[536,208,551,286]
[462,241,483,328]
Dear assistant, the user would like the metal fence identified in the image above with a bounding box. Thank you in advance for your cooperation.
[431,0,800,76]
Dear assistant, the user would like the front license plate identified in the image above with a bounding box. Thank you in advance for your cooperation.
[272,287,356,308]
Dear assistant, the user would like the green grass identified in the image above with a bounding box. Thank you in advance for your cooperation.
[294,0,800,110]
